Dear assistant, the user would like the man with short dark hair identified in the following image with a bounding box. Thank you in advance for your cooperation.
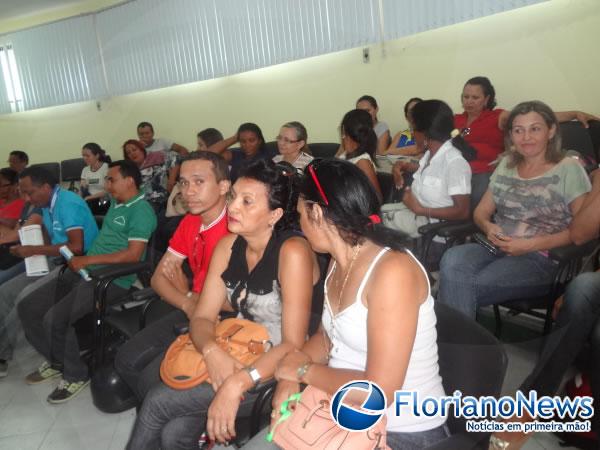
[0,166,98,378]
[115,151,230,401]
[18,160,157,403]
[8,150,28,173]
[137,121,188,156]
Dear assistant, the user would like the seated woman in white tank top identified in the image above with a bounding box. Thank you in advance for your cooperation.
[243,159,448,450]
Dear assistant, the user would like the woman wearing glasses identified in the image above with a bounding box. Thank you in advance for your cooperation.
[456,76,599,205]
[272,121,313,171]
[127,159,321,450]
[244,159,448,449]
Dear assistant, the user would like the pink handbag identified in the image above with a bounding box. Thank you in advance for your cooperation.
[270,385,389,450]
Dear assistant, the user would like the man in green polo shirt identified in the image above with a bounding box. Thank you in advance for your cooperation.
[18,160,157,404]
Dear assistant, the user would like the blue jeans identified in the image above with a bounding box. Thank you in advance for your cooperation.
[242,423,450,450]
[520,272,600,433]
[438,243,558,319]
[127,381,259,450]
[0,261,25,286]
[0,263,59,361]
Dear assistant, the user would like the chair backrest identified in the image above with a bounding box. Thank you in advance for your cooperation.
[61,158,86,183]
[376,171,394,203]
[29,162,61,183]
[309,143,339,159]
[560,121,596,169]
[588,120,600,162]
[434,301,508,434]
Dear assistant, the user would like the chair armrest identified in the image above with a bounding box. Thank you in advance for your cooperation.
[418,221,454,236]
[549,239,599,262]
[131,286,160,303]
[88,261,151,282]
[437,221,479,239]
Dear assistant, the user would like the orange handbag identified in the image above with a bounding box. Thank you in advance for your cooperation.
[270,385,389,450]
[160,318,271,390]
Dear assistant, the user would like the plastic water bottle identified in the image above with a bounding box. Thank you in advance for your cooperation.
[59,245,92,281]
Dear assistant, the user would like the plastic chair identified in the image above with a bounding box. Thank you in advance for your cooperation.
[425,301,508,449]
[60,158,86,192]
[29,162,61,182]
[309,143,339,159]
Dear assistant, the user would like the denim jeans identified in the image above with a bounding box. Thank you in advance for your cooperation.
[437,243,558,319]
[127,381,258,450]
[115,309,187,401]
[520,272,600,433]
[0,261,25,286]
[18,268,127,381]
[0,263,59,361]
[241,423,450,450]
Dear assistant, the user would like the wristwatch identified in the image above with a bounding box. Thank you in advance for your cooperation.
[245,366,261,387]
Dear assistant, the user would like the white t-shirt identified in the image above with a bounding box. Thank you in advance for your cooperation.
[145,137,173,154]
[340,151,376,170]
[411,140,471,210]
[80,163,109,195]
[374,121,390,139]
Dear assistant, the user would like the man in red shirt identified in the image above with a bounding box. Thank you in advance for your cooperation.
[115,151,230,401]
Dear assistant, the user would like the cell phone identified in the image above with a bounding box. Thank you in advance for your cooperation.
[473,233,500,255]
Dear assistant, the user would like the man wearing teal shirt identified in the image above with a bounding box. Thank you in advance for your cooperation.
[0,166,98,379]
[18,160,157,403]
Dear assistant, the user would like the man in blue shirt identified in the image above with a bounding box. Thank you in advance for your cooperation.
[0,166,98,378]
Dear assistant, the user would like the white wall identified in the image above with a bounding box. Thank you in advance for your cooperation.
[0,0,598,163]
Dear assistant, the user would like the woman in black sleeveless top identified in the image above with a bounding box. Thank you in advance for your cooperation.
[127,160,321,450]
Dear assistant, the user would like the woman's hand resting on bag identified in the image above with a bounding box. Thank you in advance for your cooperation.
[204,344,245,392]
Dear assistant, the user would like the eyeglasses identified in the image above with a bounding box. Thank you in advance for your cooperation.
[276,135,301,145]
[307,163,329,205]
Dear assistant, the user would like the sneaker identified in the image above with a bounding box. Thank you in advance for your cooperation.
[25,361,62,385]
[0,360,7,378]
[47,379,90,404]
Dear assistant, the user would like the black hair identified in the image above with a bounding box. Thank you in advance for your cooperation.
[19,166,57,187]
[109,160,142,189]
[464,76,497,110]
[403,97,423,116]
[238,158,299,231]
[182,151,230,182]
[0,168,18,185]
[137,121,154,132]
[82,142,112,163]
[197,128,224,147]
[9,150,28,164]
[301,159,407,249]
[341,109,377,163]
[356,95,378,109]
[411,100,477,162]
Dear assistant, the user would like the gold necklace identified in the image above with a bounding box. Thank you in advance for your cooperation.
[324,243,363,361]
[334,243,362,312]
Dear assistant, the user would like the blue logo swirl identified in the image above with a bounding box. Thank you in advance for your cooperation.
[330,380,387,431]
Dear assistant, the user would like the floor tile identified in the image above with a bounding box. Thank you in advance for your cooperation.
[0,431,47,450]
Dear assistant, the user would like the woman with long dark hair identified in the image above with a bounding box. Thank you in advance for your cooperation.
[127,159,321,449]
[338,109,383,199]
[244,158,448,449]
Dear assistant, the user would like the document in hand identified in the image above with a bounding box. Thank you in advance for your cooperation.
[18,224,49,277]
